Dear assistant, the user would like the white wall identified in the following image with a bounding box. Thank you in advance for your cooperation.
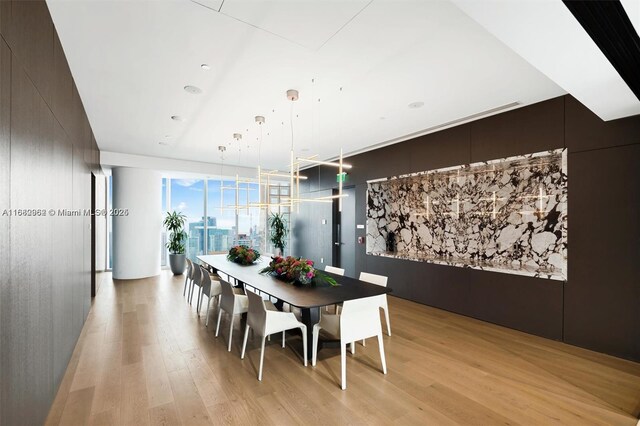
[95,175,107,271]
[112,167,161,279]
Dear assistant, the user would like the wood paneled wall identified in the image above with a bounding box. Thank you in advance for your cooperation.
[0,2,100,424]
[297,95,640,362]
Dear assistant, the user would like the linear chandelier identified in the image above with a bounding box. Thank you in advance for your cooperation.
[221,88,351,213]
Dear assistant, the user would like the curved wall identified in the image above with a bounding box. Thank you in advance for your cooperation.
[112,167,161,279]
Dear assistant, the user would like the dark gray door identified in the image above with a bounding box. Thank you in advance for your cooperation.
[337,187,356,277]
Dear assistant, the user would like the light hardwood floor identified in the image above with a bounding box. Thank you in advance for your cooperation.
[45,271,640,425]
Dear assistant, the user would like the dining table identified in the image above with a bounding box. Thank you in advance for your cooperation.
[197,254,391,359]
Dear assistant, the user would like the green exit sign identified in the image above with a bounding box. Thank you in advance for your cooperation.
[336,172,348,183]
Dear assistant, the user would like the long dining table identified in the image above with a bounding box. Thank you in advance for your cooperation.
[197,254,391,359]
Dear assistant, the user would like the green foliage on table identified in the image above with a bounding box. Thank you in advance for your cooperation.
[260,255,338,286]
[227,245,261,265]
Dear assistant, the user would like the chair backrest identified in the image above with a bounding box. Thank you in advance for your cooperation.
[186,258,193,276]
[192,263,202,287]
[340,296,383,342]
[200,265,211,296]
[359,272,388,288]
[325,265,345,276]
[245,289,267,334]
[219,278,237,313]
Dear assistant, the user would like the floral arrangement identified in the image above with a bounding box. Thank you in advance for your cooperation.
[260,256,338,286]
[227,245,261,265]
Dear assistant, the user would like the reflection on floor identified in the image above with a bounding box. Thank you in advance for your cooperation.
[46,271,640,425]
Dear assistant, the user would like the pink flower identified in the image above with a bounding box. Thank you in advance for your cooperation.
[306,271,314,279]
[306,260,314,266]
[276,268,282,274]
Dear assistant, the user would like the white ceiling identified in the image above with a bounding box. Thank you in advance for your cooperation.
[48,0,568,171]
[452,0,640,122]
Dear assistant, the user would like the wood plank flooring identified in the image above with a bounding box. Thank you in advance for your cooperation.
[45,271,640,425]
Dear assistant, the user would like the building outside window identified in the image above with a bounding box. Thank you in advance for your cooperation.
[106,175,276,269]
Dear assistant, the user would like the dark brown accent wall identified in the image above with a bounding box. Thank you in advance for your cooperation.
[296,95,640,362]
[0,2,100,424]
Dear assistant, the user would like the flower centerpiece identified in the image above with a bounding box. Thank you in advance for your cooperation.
[260,256,338,286]
[227,245,261,265]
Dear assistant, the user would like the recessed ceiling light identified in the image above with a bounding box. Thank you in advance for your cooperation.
[184,85,202,95]
[201,64,210,70]
[408,101,425,109]
[159,141,169,146]
[171,115,184,122]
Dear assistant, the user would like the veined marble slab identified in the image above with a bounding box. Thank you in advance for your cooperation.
[366,149,567,281]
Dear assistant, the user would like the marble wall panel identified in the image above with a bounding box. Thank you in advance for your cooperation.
[366,149,567,280]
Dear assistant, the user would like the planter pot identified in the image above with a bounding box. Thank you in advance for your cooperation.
[169,253,186,275]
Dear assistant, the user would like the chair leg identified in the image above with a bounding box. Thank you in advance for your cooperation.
[362,339,366,346]
[183,277,189,296]
[350,342,355,355]
[228,315,234,352]
[300,326,308,367]
[258,336,266,381]
[241,325,250,359]
[197,288,204,314]
[341,343,347,390]
[282,331,285,348]
[383,306,391,336]
[377,333,387,375]
[205,295,212,327]
[215,309,223,337]
[312,325,319,366]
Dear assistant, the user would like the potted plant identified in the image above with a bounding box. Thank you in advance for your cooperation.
[164,211,188,275]
[268,213,288,256]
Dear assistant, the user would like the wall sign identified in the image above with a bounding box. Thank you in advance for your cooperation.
[366,149,567,280]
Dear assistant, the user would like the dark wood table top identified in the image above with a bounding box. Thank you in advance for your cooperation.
[197,254,391,309]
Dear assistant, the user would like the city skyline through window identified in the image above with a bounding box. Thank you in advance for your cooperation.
[106,175,272,269]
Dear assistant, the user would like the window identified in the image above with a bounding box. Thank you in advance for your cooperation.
[171,178,205,263]
[237,182,264,251]
[105,174,282,270]
[205,179,237,253]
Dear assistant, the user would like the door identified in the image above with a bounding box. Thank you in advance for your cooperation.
[336,186,356,277]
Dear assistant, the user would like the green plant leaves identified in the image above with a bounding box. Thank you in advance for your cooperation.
[268,213,288,252]
[164,211,187,254]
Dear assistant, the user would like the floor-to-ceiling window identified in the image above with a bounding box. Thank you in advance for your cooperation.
[170,178,205,263]
[206,178,239,253]
[105,174,278,269]
[237,182,263,251]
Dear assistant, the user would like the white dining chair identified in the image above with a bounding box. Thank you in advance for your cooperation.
[241,290,307,381]
[325,265,345,276]
[215,278,249,352]
[199,265,222,327]
[183,258,193,297]
[324,265,345,313]
[188,263,202,306]
[359,272,391,336]
[312,296,387,390]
